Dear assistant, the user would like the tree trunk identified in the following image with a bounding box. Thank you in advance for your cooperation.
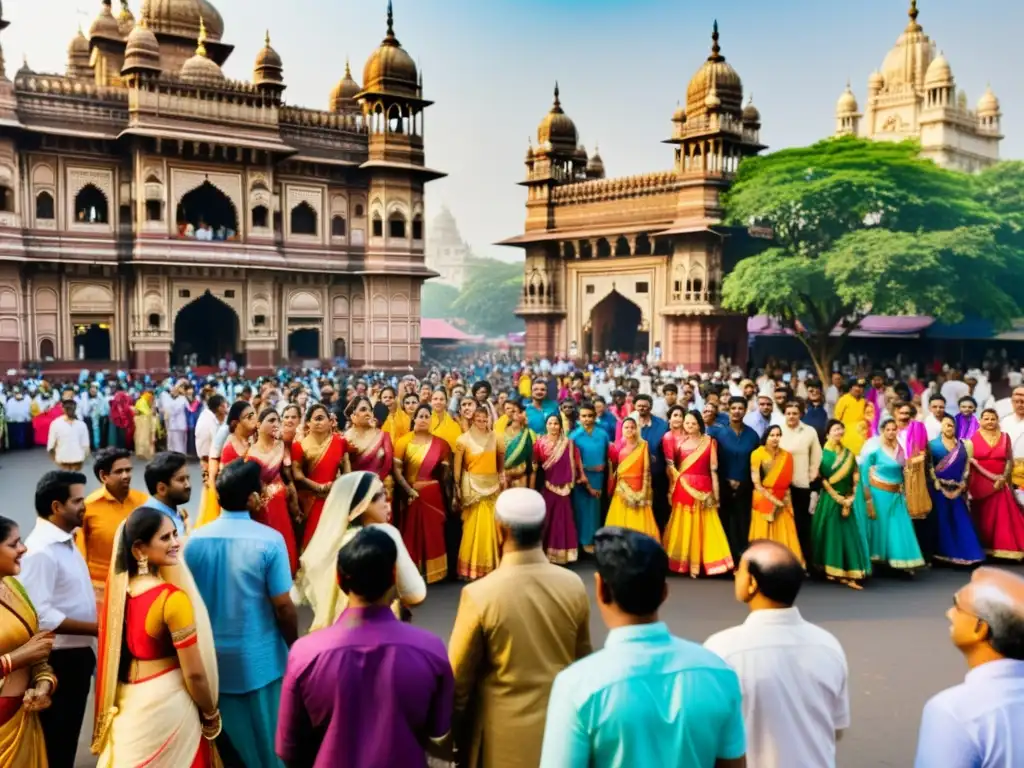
[796,331,846,384]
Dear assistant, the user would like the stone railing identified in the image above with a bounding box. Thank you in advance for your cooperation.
[128,83,278,127]
[550,170,680,204]
[280,106,367,134]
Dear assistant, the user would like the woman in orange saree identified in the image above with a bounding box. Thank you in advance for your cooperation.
[93,508,221,767]
[291,403,348,549]
[749,425,805,565]
[605,416,660,539]
[663,410,733,577]
[393,405,451,584]
[0,516,56,768]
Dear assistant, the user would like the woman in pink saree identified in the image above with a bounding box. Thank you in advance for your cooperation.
[247,409,299,575]
[969,408,1024,560]
[532,414,579,565]
[344,396,395,506]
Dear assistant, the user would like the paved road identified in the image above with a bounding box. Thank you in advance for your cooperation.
[1,449,1016,767]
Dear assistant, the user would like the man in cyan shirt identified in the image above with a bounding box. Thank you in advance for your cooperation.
[276,527,453,768]
[187,461,298,768]
[541,527,746,768]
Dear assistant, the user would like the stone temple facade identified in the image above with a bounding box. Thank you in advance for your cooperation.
[834,0,1002,173]
[503,22,764,370]
[0,0,441,372]
[425,206,471,290]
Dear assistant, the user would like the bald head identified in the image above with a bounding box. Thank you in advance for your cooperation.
[740,540,804,607]
[959,567,1024,661]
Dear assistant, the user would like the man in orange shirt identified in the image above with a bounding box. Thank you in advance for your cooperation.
[77,447,147,604]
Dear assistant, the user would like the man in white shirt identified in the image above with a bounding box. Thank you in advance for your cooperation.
[21,470,97,768]
[47,395,90,470]
[706,540,850,768]
[779,401,822,560]
[1000,386,1024,506]
[4,387,32,450]
[923,393,948,441]
[825,371,844,418]
[940,369,970,411]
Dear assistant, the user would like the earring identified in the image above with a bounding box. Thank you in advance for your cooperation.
[137,555,149,576]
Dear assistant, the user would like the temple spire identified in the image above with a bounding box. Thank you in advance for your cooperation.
[386,0,394,37]
[553,81,561,109]
[196,15,208,57]
[709,20,723,61]
[909,0,919,23]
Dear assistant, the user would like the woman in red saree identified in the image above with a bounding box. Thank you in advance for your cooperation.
[248,409,299,575]
[291,403,347,549]
[198,401,257,528]
[344,396,395,504]
[969,408,1024,560]
[93,508,221,767]
[393,404,451,583]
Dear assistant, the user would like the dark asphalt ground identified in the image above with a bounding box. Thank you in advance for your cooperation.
[1,449,1018,768]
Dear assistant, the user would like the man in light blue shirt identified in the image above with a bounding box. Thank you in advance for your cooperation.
[525,380,559,435]
[540,527,747,768]
[186,460,299,768]
[142,451,192,536]
[742,395,775,439]
[914,567,1024,768]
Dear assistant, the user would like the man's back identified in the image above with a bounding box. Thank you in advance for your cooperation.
[450,549,591,768]
[541,623,745,768]
[185,511,291,694]
[705,608,849,768]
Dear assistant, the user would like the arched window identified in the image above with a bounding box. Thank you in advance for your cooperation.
[251,205,269,229]
[74,184,108,224]
[388,212,406,239]
[38,338,55,360]
[290,202,318,235]
[331,215,346,237]
[0,186,12,212]
[412,215,423,240]
[372,213,383,238]
[35,191,55,220]
[176,181,238,238]
[148,313,161,329]
[354,204,365,218]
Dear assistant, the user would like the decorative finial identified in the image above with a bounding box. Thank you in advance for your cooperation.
[909,0,919,23]
[553,80,561,107]
[196,15,207,57]
[709,20,723,61]
[386,0,394,37]
[264,29,271,47]
[344,56,351,78]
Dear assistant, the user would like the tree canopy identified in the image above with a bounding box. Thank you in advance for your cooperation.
[450,259,524,337]
[720,137,1023,379]
[421,281,459,319]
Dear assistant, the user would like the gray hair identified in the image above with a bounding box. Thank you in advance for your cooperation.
[506,520,544,549]
[973,594,1024,660]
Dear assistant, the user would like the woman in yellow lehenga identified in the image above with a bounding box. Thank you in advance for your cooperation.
[0,515,56,767]
[835,378,870,456]
[749,425,805,565]
[133,391,157,461]
[605,416,660,538]
[430,388,463,452]
[454,406,504,580]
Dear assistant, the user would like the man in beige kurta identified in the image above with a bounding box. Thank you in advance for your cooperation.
[449,488,592,768]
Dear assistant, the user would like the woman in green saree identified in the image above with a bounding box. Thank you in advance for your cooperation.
[810,419,872,589]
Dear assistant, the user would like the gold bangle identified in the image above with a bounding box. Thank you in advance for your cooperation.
[33,673,57,693]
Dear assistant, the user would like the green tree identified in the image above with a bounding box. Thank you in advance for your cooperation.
[420,281,459,319]
[721,137,1021,380]
[451,259,525,336]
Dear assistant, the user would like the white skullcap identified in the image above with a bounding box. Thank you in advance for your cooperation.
[495,488,546,526]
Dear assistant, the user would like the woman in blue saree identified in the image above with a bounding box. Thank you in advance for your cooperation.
[857,419,926,574]
[928,414,985,566]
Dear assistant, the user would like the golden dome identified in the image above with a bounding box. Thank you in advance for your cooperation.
[330,58,361,111]
[362,1,418,97]
[672,102,686,123]
[254,30,284,86]
[978,85,1000,116]
[143,0,224,42]
[89,1,123,42]
[587,146,605,178]
[574,143,588,162]
[536,83,578,152]
[123,14,161,74]
[117,0,136,36]
[924,51,952,86]
[742,95,761,124]
[686,21,743,119]
[836,82,858,115]
[68,26,90,57]
[180,17,224,83]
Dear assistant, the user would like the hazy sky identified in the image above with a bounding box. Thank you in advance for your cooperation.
[4,0,1021,261]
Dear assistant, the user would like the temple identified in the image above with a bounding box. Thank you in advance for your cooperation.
[0,0,442,371]
[834,0,1002,172]
[501,22,764,369]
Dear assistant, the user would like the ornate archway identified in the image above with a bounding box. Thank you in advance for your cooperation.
[176,181,238,235]
[589,290,647,357]
[173,291,240,366]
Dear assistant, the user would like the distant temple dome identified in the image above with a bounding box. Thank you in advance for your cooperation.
[253,30,284,87]
[143,0,224,42]
[123,15,161,74]
[89,1,123,42]
[330,59,361,111]
[180,17,224,83]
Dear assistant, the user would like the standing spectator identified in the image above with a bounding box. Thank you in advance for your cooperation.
[47,395,89,471]
[705,540,849,768]
[77,447,147,603]
[450,488,591,768]
[162,380,190,454]
[743,395,775,439]
[617,395,669,531]
[780,401,823,561]
[802,380,829,444]
[20,470,97,768]
[186,460,298,767]
[540,527,746,768]
[5,387,33,450]
[914,567,1024,768]
[143,451,192,537]
[709,397,761,559]
[276,527,452,767]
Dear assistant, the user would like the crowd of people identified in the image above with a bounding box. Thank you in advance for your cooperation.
[0,354,1021,766]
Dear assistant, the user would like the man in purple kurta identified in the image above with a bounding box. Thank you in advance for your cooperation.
[275,527,453,768]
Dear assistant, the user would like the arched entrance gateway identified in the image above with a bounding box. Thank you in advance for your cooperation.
[587,290,648,357]
[173,291,240,367]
